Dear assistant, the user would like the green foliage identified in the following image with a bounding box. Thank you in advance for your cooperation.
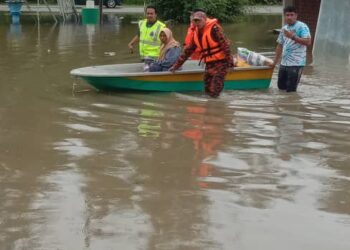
[28,0,143,3]
[149,0,248,23]
[248,0,282,5]
[70,0,281,5]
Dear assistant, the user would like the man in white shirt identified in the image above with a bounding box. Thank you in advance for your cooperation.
[272,6,312,92]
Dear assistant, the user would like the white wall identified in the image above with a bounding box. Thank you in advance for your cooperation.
[313,0,350,66]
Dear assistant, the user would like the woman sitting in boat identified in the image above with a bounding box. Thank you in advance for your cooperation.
[149,28,181,72]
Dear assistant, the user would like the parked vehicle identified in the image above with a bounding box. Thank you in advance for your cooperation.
[75,0,122,8]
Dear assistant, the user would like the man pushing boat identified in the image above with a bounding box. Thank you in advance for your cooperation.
[170,9,234,98]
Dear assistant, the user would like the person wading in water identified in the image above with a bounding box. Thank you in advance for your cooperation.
[170,9,234,98]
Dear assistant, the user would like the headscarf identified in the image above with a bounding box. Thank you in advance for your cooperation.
[159,28,180,61]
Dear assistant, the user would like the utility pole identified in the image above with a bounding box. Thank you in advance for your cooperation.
[99,0,103,24]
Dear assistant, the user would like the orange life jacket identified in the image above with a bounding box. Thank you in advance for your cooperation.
[193,18,226,63]
[184,23,201,60]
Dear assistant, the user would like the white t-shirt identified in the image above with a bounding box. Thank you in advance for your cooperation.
[277,21,311,66]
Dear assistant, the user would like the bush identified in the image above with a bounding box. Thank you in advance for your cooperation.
[123,0,144,4]
[151,0,248,23]
[248,0,282,4]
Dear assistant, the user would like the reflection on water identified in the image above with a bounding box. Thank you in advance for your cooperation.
[7,24,22,40]
[1,14,350,250]
[137,103,164,138]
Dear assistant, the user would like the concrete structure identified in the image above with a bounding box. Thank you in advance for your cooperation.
[313,0,350,66]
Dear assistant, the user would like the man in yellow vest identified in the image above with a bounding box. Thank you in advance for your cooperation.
[170,9,233,97]
[128,5,166,70]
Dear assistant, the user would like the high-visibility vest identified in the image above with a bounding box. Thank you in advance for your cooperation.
[193,18,226,63]
[139,19,166,59]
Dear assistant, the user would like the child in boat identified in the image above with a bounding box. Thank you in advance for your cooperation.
[149,28,181,72]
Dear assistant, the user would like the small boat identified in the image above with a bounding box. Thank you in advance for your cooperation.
[70,61,273,92]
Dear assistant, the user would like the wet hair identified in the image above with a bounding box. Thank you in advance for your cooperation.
[146,5,157,14]
[283,6,297,14]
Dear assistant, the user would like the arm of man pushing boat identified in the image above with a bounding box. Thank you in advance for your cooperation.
[271,43,283,67]
[169,43,197,72]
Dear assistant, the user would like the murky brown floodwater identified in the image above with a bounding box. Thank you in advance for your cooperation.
[1,14,350,250]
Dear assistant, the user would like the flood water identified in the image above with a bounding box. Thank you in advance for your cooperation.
[1,14,350,250]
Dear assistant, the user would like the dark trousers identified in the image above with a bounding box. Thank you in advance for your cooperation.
[204,60,229,98]
[277,65,304,92]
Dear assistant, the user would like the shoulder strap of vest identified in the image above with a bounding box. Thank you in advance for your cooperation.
[151,20,164,42]
[206,18,219,28]
[203,20,221,54]
[199,19,225,62]
[139,19,146,29]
